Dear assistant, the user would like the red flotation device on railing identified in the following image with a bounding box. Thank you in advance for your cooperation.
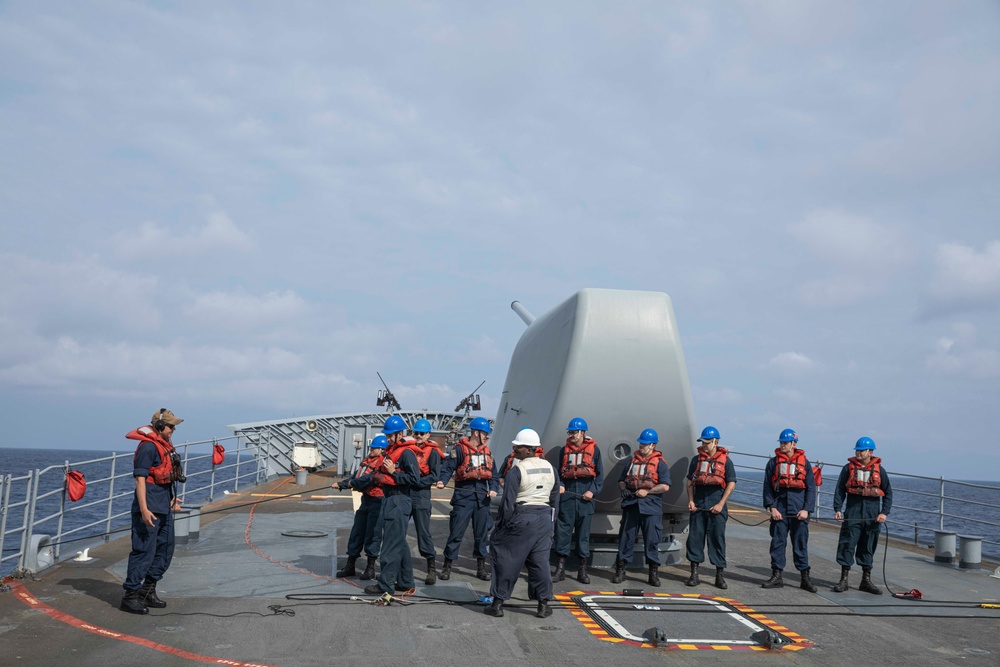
[66,470,87,501]
[212,443,226,465]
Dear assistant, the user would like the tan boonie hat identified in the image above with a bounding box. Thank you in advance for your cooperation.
[152,408,184,426]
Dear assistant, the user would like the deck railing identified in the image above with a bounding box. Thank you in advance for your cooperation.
[726,450,1000,560]
[1,435,265,578]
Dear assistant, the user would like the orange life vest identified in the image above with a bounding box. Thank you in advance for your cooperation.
[357,453,386,498]
[454,437,494,482]
[771,448,808,490]
[501,447,544,477]
[560,438,598,479]
[625,450,665,491]
[846,456,885,497]
[380,440,428,486]
[692,446,729,487]
[126,425,177,486]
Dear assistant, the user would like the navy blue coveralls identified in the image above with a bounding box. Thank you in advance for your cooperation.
[685,455,737,568]
[555,443,604,563]
[341,460,383,559]
[410,445,442,559]
[763,454,817,572]
[616,457,671,566]
[439,447,500,562]
[375,448,421,593]
[833,463,893,568]
[489,462,560,602]
[124,441,175,592]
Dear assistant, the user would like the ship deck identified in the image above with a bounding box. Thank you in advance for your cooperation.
[2,469,999,666]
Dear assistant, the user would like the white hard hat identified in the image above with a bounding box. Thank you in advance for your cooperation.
[512,428,541,448]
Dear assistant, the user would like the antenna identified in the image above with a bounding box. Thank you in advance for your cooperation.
[375,372,401,412]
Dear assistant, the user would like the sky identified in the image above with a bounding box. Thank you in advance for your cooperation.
[1,1,998,478]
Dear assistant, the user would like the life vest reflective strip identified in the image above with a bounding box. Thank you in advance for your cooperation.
[358,454,386,497]
[454,438,494,482]
[560,438,597,479]
[692,446,729,487]
[380,442,428,486]
[126,425,176,486]
[772,448,808,490]
[846,457,885,497]
[625,451,664,490]
[501,447,544,477]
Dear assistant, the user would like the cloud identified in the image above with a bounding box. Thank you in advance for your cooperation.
[111,211,253,257]
[768,351,818,376]
[924,241,1000,315]
[184,289,308,330]
[773,388,802,401]
[695,387,744,404]
[925,323,1000,379]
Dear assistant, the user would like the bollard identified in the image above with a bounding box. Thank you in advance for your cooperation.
[958,535,983,569]
[174,509,192,545]
[295,468,308,485]
[933,530,957,564]
[186,504,203,541]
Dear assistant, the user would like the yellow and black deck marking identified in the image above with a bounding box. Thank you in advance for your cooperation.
[555,590,813,652]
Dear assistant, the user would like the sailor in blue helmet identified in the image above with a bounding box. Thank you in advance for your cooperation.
[831,437,893,594]
[333,434,387,581]
[364,415,423,596]
[610,428,671,587]
[436,416,500,581]
[684,426,737,589]
[554,417,604,584]
[762,429,818,592]
[484,428,559,619]
[410,418,445,584]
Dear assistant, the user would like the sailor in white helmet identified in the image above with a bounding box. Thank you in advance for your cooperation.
[484,428,560,619]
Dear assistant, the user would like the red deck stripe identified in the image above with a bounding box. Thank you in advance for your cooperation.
[12,583,283,667]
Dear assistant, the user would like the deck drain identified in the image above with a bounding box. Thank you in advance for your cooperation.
[964,648,991,655]
[158,626,184,633]
[280,530,329,538]
[0,625,16,633]
[426,624,445,629]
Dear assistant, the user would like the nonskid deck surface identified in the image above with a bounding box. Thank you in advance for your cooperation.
[2,472,999,667]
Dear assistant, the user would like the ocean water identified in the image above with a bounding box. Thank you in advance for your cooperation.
[1,446,259,576]
[728,470,1000,562]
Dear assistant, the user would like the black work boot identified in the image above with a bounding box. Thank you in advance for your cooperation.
[360,556,377,580]
[138,579,166,608]
[439,558,452,581]
[761,568,784,588]
[476,558,491,581]
[685,562,700,587]
[425,557,437,585]
[715,567,728,590]
[800,568,818,593]
[363,583,385,595]
[611,559,627,584]
[648,564,661,588]
[577,562,590,585]
[119,590,149,615]
[553,555,566,582]
[336,555,358,578]
[484,598,504,617]
[831,566,850,593]
[536,598,553,618]
[859,566,882,595]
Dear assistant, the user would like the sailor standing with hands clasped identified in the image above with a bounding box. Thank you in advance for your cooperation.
[485,428,559,619]
[762,429,818,593]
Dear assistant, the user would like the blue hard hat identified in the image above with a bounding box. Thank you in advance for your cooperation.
[413,418,432,434]
[370,434,388,449]
[855,436,876,451]
[778,428,798,443]
[469,416,492,434]
[382,415,407,435]
[699,426,720,441]
[567,417,589,432]
[637,428,659,445]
